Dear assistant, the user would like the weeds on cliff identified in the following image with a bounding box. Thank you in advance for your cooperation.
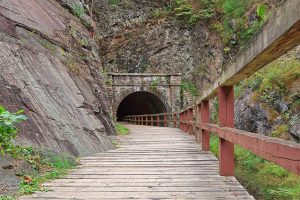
[214,0,268,52]
[180,81,199,97]
[150,79,159,91]
[116,123,129,135]
[73,4,85,18]
[210,135,300,199]
[39,39,56,54]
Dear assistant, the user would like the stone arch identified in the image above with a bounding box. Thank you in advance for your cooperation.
[115,87,171,121]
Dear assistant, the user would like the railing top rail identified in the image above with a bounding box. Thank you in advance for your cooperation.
[124,112,179,118]
[107,73,182,76]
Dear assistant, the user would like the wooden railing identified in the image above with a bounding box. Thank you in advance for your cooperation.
[124,0,300,177]
[125,98,300,177]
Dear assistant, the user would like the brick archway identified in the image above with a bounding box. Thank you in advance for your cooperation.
[107,73,181,119]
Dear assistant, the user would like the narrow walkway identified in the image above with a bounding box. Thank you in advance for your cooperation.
[20,124,254,199]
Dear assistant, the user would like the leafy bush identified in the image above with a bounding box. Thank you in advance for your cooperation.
[256,3,267,20]
[0,106,27,155]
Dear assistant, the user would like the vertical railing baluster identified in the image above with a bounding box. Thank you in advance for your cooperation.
[151,115,154,126]
[173,113,177,128]
[164,114,167,127]
[218,86,234,176]
[201,100,210,151]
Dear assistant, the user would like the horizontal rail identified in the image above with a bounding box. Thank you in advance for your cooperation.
[199,123,300,175]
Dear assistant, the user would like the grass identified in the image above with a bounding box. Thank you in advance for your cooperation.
[116,123,129,135]
[210,134,300,200]
[244,54,300,97]
[0,152,77,199]
[18,155,77,195]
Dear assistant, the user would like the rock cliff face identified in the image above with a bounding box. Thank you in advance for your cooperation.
[93,0,224,94]
[0,0,115,156]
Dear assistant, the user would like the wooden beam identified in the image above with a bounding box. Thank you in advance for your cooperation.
[201,123,300,176]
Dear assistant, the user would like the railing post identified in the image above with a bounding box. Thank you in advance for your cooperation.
[157,115,160,127]
[179,113,182,129]
[185,111,188,133]
[188,108,193,135]
[164,114,167,127]
[173,113,177,128]
[151,116,154,126]
[182,112,184,130]
[218,86,234,176]
[183,111,187,132]
[146,116,148,126]
[183,111,185,131]
[201,100,210,151]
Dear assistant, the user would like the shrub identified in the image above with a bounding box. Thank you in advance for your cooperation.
[0,106,27,155]
[73,4,85,18]
[116,123,129,135]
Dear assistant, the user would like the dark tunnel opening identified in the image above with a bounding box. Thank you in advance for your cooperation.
[117,91,167,121]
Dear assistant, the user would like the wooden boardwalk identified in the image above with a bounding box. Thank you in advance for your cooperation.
[20,124,254,199]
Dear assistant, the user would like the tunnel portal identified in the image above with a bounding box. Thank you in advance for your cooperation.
[116,91,166,121]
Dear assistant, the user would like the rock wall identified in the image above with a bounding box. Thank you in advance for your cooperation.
[0,0,115,156]
[93,0,224,99]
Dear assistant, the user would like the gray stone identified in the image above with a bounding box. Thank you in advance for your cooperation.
[0,0,115,156]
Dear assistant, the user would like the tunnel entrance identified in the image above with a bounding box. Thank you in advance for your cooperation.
[117,91,167,121]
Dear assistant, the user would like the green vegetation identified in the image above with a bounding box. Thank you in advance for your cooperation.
[116,123,129,135]
[150,79,159,91]
[111,139,120,148]
[235,52,300,139]
[73,4,85,18]
[39,39,56,54]
[214,0,268,51]
[271,124,289,138]
[210,135,300,200]
[108,0,120,6]
[152,0,268,47]
[244,55,300,98]
[0,106,77,199]
[0,106,27,155]
[181,81,199,97]
[173,0,199,25]
[0,154,77,199]
[152,0,215,25]
[18,155,77,196]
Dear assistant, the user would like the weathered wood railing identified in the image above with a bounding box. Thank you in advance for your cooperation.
[124,0,300,177]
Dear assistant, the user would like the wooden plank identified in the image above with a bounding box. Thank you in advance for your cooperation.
[18,124,253,199]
